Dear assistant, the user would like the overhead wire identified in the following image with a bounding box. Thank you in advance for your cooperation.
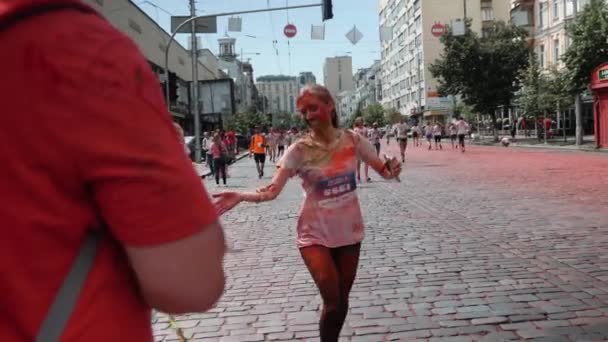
[286,0,292,75]
[267,0,283,75]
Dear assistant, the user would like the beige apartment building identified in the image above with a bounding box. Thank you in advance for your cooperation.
[256,75,301,125]
[379,0,511,123]
[324,56,355,98]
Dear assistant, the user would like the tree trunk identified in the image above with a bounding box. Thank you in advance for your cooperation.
[575,93,584,145]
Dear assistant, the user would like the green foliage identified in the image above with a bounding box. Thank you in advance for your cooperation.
[225,112,270,134]
[431,20,530,140]
[517,54,574,118]
[385,109,403,125]
[563,0,608,93]
[517,53,554,118]
[362,103,386,127]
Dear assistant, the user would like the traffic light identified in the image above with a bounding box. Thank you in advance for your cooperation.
[322,0,333,21]
[168,71,178,103]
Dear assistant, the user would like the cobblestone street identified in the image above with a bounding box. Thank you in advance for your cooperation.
[153,143,608,342]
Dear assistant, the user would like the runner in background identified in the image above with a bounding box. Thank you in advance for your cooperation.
[267,127,278,163]
[393,117,409,163]
[424,121,434,150]
[432,121,443,150]
[213,84,402,342]
[277,130,286,159]
[448,122,458,150]
[353,118,370,183]
[249,127,267,179]
[455,116,470,153]
[411,125,421,147]
[369,123,382,157]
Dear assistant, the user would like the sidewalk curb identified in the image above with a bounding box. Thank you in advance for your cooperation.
[201,152,249,178]
[471,141,608,154]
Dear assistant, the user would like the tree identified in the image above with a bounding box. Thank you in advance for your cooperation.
[385,109,403,125]
[362,104,385,127]
[517,53,555,141]
[225,111,270,135]
[563,0,608,145]
[431,20,530,141]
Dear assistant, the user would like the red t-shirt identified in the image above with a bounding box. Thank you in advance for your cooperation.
[226,131,236,144]
[0,3,218,342]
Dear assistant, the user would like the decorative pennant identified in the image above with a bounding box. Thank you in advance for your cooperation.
[311,24,325,40]
[228,17,242,32]
[346,25,363,45]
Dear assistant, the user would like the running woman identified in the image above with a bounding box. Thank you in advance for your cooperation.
[353,118,370,183]
[455,116,470,153]
[249,127,267,178]
[277,130,286,159]
[423,122,434,150]
[393,117,409,163]
[448,122,458,150]
[209,133,228,185]
[411,125,421,147]
[432,122,443,150]
[213,84,402,342]
[369,122,382,156]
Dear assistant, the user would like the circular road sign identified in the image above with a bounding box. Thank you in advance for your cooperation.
[431,23,445,38]
[284,24,297,38]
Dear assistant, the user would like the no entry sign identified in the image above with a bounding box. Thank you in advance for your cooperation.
[431,23,445,38]
[284,24,297,38]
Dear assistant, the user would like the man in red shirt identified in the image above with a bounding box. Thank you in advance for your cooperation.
[0,1,226,341]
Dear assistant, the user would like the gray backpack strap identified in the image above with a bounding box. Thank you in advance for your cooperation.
[36,230,100,342]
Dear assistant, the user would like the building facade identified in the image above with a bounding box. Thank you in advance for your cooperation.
[256,75,300,117]
[511,0,595,134]
[337,61,382,123]
[323,56,355,98]
[84,0,223,132]
[379,0,510,123]
[216,37,257,113]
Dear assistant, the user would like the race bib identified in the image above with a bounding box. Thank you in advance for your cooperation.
[316,172,357,199]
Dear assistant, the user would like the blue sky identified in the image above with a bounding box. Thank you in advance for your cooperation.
[138,0,381,82]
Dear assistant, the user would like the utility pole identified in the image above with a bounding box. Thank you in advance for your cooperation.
[190,0,202,163]
[463,0,467,19]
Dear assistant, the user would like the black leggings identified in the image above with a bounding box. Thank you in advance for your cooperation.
[213,157,226,184]
[300,243,361,342]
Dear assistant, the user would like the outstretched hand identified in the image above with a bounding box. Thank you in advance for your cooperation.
[212,192,242,216]
[384,155,402,181]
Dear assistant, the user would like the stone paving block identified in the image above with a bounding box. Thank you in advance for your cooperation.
[388,329,432,340]
[471,316,508,325]
[478,331,519,341]
[266,332,294,340]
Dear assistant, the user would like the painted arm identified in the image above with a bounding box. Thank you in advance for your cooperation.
[240,167,291,203]
[357,135,401,180]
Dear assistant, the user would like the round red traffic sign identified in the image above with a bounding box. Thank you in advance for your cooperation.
[284,24,297,38]
[431,23,445,37]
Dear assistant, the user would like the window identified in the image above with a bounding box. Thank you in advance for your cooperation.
[565,0,574,16]
[482,7,494,21]
[338,61,341,72]
[538,2,547,28]
[339,78,342,90]
[553,38,560,63]
[552,0,560,20]
[539,44,545,68]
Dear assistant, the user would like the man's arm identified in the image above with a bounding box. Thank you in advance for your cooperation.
[53,29,226,313]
